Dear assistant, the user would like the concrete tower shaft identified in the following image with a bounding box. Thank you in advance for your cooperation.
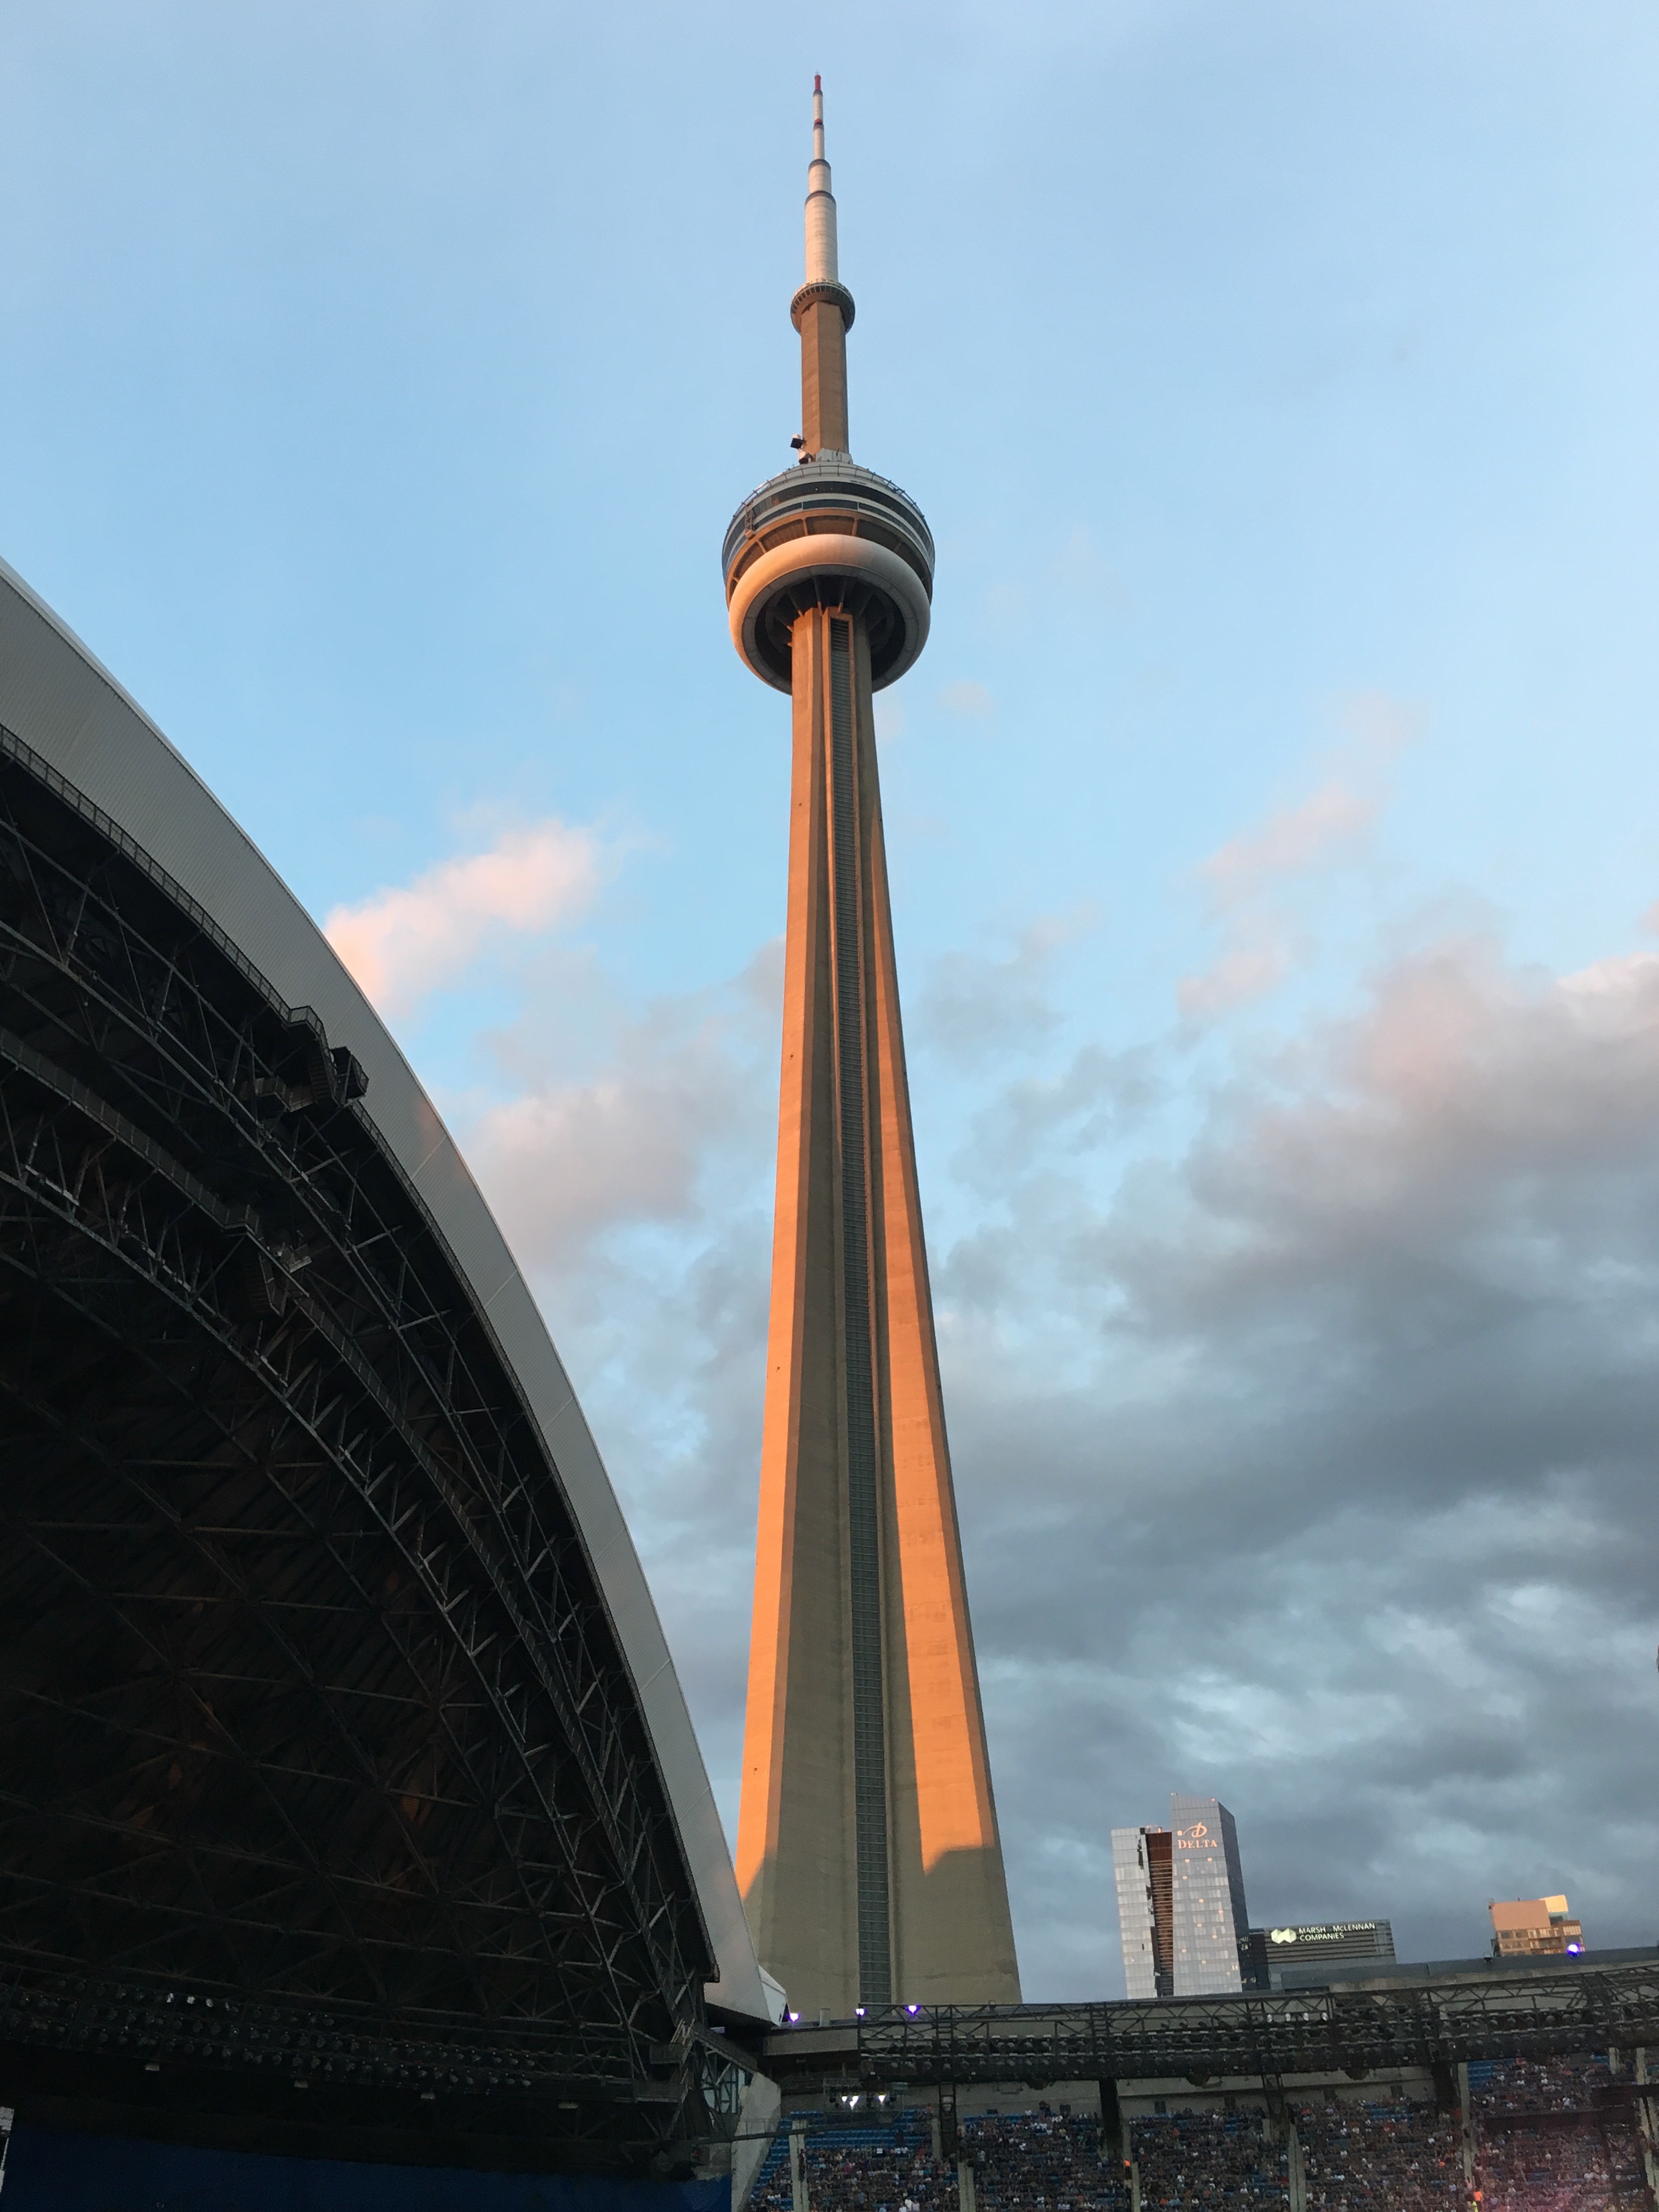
[721,85,1020,2018]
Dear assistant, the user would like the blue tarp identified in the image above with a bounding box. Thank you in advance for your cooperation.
[2,2124,731,2212]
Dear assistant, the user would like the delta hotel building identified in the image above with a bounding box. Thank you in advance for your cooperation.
[1113,1797,1395,1998]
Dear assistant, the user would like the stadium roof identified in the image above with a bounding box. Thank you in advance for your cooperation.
[0,555,777,2132]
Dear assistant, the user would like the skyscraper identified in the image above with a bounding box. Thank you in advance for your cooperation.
[1169,1793,1249,1996]
[1113,1795,1250,1999]
[1111,1826,1173,2000]
[723,83,1020,2017]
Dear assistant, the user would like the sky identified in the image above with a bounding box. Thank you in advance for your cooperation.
[4,0,1658,2002]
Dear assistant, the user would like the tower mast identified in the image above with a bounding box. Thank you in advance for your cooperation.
[797,74,851,460]
[721,83,1020,2016]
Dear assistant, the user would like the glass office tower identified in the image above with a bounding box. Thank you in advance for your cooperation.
[1111,1827,1172,1999]
[1113,1796,1248,1999]
[1169,1794,1249,1997]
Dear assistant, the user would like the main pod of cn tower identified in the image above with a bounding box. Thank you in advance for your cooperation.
[722,83,1021,2016]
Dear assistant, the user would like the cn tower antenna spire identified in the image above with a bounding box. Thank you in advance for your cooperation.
[720,87,1022,2015]
[805,76,838,284]
[791,76,854,461]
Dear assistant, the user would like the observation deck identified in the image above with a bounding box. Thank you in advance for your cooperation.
[722,459,934,693]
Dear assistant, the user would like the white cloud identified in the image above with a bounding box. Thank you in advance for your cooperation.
[324,817,601,1016]
[467,997,763,1263]
[1177,776,1380,1019]
[1197,779,1376,906]
[1176,932,1295,1020]
[939,678,996,719]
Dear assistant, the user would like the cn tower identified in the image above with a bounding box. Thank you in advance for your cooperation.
[723,82,1020,2015]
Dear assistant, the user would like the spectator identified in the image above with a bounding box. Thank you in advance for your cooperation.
[747,2061,1643,2212]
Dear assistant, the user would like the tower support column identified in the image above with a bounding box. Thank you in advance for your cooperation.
[735,603,1019,2013]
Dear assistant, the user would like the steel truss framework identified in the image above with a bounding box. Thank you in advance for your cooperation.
[0,731,738,2173]
[761,1963,1659,2094]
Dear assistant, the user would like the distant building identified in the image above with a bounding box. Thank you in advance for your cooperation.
[1170,1795,1250,1996]
[1115,1796,1251,1999]
[1490,1895,1584,1958]
[1238,1927,1272,1990]
[1111,1827,1173,1998]
[1257,1920,1396,1986]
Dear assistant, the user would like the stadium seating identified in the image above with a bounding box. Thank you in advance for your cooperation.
[747,2058,1651,2210]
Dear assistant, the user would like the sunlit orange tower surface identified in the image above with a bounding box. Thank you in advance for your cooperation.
[722,82,1020,2016]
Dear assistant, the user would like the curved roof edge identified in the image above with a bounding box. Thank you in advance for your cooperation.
[0,554,780,2030]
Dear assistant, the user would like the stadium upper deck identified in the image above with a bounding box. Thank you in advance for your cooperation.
[757,1952,1659,2097]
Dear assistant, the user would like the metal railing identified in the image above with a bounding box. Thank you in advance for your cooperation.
[761,1961,1659,2087]
[721,462,935,581]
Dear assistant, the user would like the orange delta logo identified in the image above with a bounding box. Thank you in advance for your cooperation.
[1175,1822,1216,1849]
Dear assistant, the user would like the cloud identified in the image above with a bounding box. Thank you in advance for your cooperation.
[957,1041,1164,1192]
[1176,936,1295,1020]
[318,832,782,1807]
[324,817,601,1015]
[939,678,996,719]
[937,928,1659,1992]
[1197,780,1377,907]
[466,988,768,1264]
[1177,776,1381,1019]
[1115,939,1659,1334]
[1338,688,1423,758]
[364,815,1659,2002]
[916,911,1093,1070]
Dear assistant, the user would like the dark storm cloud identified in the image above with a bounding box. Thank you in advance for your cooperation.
[943,934,1659,1993]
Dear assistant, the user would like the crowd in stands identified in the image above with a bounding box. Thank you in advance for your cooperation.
[1468,2058,1649,2210]
[964,2112,1114,2210]
[763,2107,951,2212]
[1479,2126,1644,2212]
[747,2057,1652,2211]
[1470,2057,1615,2116]
[1114,2108,1287,2205]
[1294,2103,1463,2208]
